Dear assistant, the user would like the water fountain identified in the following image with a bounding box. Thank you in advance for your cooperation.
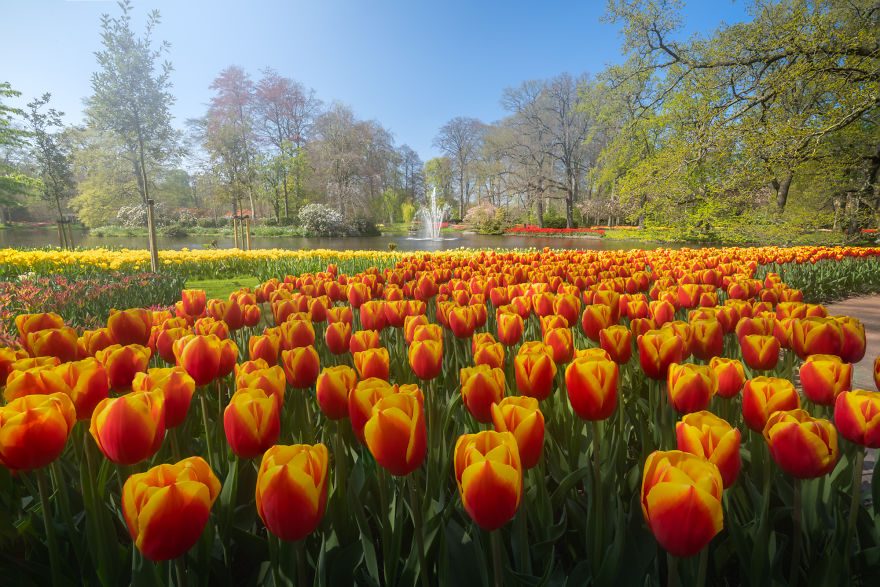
[415,188,450,240]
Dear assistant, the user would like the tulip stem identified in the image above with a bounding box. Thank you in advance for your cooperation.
[789,478,803,586]
[697,546,708,587]
[199,391,217,472]
[591,420,603,564]
[667,553,679,587]
[848,447,865,553]
[174,556,187,587]
[490,529,503,587]
[295,540,308,587]
[408,475,430,587]
[36,467,63,587]
[335,420,347,499]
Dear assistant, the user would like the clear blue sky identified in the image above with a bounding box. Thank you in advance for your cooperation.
[2,0,748,164]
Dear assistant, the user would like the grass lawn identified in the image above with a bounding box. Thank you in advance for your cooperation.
[185,275,260,299]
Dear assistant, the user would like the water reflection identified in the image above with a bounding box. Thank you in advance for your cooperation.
[0,227,682,252]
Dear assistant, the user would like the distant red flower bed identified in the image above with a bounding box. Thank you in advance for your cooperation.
[506,225,606,235]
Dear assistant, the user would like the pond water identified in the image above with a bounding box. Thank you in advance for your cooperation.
[0,227,682,252]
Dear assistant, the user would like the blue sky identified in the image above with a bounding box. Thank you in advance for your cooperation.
[2,0,749,164]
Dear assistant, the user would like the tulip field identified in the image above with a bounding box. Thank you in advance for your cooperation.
[3,245,880,586]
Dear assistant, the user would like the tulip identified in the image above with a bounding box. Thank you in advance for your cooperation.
[676,411,741,488]
[0,392,76,472]
[739,334,780,371]
[540,314,568,335]
[327,306,354,326]
[207,299,244,331]
[0,347,28,387]
[154,326,191,364]
[599,325,632,365]
[630,317,657,338]
[412,324,443,344]
[316,365,358,420]
[454,431,522,530]
[347,282,370,309]
[256,444,329,541]
[473,342,504,369]
[835,316,866,363]
[408,339,443,381]
[689,319,723,361]
[565,357,618,421]
[660,321,693,360]
[348,378,395,444]
[360,300,388,331]
[54,357,110,420]
[224,388,281,459]
[741,377,800,432]
[799,354,851,406]
[321,321,350,356]
[497,312,524,347]
[543,327,574,364]
[591,290,621,323]
[734,315,775,342]
[122,456,220,561]
[249,333,281,365]
[471,332,497,354]
[791,317,843,359]
[641,450,723,558]
[350,330,381,354]
[763,409,838,478]
[277,319,315,350]
[95,344,151,389]
[79,328,116,357]
[449,306,477,339]
[194,317,229,339]
[16,312,65,352]
[242,304,261,328]
[460,364,506,423]
[132,367,195,429]
[4,367,72,404]
[281,346,321,389]
[649,300,675,326]
[90,390,165,465]
[509,296,532,320]
[708,357,745,399]
[404,315,430,344]
[354,347,390,381]
[491,396,544,469]
[26,327,79,362]
[638,330,685,380]
[626,299,650,321]
[107,308,153,347]
[581,304,614,342]
[514,352,557,401]
[667,363,717,414]
[180,289,207,318]
[364,393,427,476]
[834,389,880,448]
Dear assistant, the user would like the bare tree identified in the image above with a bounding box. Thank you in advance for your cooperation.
[433,117,486,219]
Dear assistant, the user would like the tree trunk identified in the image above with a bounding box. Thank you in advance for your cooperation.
[536,192,544,229]
[459,174,465,221]
[774,172,794,214]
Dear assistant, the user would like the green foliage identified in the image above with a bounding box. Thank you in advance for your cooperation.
[401,202,415,225]
[0,82,35,206]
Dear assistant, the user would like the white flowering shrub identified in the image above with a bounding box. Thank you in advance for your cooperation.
[298,203,346,236]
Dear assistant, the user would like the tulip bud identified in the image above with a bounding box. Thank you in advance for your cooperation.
[365,394,427,476]
[224,388,281,459]
[763,409,838,479]
[256,444,329,542]
[565,357,618,421]
[281,346,321,389]
[460,364,506,423]
[0,392,76,472]
[708,357,745,399]
[667,363,717,414]
[122,456,220,561]
[799,354,851,406]
[491,396,544,469]
[741,377,800,432]
[834,389,880,448]
[676,412,741,488]
[90,390,165,465]
[454,431,522,530]
[316,365,358,420]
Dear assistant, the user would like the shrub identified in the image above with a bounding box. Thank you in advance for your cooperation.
[297,204,346,236]
[351,217,380,236]
[116,202,171,228]
[160,223,189,238]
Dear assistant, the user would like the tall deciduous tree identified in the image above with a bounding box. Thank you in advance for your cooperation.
[23,94,77,220]
[254,68,320,219]
[85,0,179,212]
[433,117,485,220]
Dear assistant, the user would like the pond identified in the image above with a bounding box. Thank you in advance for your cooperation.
[0,227,681,252]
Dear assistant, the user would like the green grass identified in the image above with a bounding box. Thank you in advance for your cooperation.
[185,275,260,300]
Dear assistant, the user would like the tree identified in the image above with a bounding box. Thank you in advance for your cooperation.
[23,94,77,220]
[603,0,880,225]
[204,66,257,218]
[424,156,454,208]
[85,0,179,211]
[253,68,320,219]
[433,117,485,219]
[0,82,36,215]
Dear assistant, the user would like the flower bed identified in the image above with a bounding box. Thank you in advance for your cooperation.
[2,245,880,585]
